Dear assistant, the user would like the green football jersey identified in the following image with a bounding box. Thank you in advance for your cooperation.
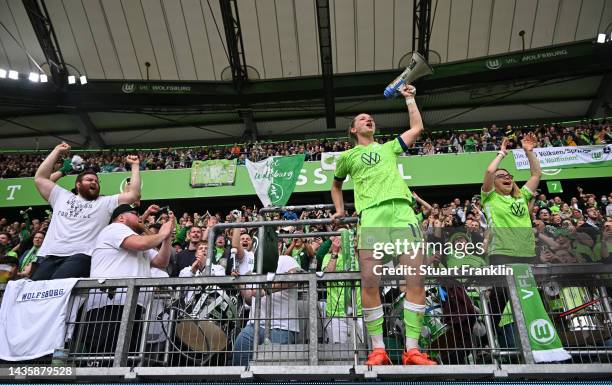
[481,185,536,257]
[334,138,411,213]
[321,252,362,317]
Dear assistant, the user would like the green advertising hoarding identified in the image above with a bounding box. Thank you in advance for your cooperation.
[0,152,610,208]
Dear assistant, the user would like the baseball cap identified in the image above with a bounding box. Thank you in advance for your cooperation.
[111,204,139,221]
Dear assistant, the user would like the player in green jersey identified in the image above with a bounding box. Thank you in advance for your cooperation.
[481,133,541,345]
[331,84,436,366]
[481,133,541,264]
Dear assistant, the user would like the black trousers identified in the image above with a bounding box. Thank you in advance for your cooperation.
[83,305,144,355]
[31,254,91,281]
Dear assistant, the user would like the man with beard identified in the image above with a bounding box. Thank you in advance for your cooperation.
[84,204,174,355]
[32,142,141,280]
[172,226,203,276]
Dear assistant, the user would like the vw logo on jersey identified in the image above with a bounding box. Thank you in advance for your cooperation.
[361,152,381,166]
[510,201,525,217]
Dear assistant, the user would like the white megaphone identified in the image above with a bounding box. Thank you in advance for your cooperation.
[383,52,433,98]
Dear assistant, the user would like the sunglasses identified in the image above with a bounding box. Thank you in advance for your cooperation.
[495,173,513,180]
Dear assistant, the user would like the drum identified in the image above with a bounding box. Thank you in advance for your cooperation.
[551,286,610,347]
[174,286,238,357]
[558,286,603,332]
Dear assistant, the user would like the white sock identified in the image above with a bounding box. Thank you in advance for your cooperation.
[405,336,419,350]
[371,333,385,349]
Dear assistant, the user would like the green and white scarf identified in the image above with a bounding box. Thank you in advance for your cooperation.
[511,264,571,363]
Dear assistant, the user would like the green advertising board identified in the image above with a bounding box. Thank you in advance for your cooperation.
[0,152,610,208]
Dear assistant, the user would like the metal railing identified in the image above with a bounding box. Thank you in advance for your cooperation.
[0,265,610,380]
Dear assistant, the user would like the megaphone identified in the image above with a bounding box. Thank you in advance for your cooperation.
[384,52,433,98]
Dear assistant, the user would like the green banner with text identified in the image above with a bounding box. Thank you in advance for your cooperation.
[0,152,610,208]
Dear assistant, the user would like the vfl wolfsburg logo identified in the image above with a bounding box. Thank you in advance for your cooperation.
[591,152,603,160]
[268,183,284,204]
[361,152,381,166]
[529,319,556,344]
[122,83,135,93]
[486,59,502,70]
[510,201,525,217]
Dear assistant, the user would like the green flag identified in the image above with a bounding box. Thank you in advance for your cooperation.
[512,264,571,362]
[245,154,305,207]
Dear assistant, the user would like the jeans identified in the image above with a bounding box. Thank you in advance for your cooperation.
[231,324,297,366]
[32,254,91,280]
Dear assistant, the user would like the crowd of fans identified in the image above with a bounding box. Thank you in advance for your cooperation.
[2,186,610,282]
[0,133,610,366]
[1,119,609,179]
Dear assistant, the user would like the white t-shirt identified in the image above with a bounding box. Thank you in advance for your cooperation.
[238,250,255,275]
[178,264,226,304]
[248,255,299,332]
[38,185,119,257]
[87,223,155,310]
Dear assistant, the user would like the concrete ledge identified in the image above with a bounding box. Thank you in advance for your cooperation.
[134,366,244,380]
[503,363,612,379]
[249,365,357,380]
[356,364,499,380]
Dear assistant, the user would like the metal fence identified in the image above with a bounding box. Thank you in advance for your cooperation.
[0,265,610,380]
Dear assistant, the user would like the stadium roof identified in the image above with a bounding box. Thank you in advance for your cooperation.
[0,0,611,149]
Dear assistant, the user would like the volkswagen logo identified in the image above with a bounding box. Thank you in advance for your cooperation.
[510,201,525,217]
[361,152,381,166]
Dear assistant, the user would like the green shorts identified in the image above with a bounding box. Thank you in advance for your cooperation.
[357,199,423,262]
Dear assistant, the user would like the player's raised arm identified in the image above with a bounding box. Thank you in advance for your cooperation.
[398,85,424,147]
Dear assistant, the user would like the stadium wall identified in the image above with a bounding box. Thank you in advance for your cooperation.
[0,151,610,208]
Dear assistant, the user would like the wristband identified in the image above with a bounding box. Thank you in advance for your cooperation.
[405,98,416,105]
[497,150,507,157]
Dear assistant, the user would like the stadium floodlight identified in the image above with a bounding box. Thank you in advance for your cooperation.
[28,72,39,82]
[0,69,6,78]
[79,75,87,85]
[8,70,18,80]
[68,75,76,84]
[597,33,606,43]
[40,74,48,83]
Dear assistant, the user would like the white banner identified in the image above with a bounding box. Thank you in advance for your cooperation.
[0,278,79,361]
[512,145,612,170]
[320,152,342,171]
[245,155,305,207]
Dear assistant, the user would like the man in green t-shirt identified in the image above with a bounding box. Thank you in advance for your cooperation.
[331,84,436,366]
[321,236,363,344]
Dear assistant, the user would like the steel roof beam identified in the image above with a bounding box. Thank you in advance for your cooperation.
[218,0,248,92]
[22,0,68,86]
[315,0,335,129]
[75,111,106,148]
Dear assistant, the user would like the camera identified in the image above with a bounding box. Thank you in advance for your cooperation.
[231,209,242,218]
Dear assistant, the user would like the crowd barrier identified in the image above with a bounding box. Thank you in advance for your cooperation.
[0,212,610,381]
[0,265,610,381]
